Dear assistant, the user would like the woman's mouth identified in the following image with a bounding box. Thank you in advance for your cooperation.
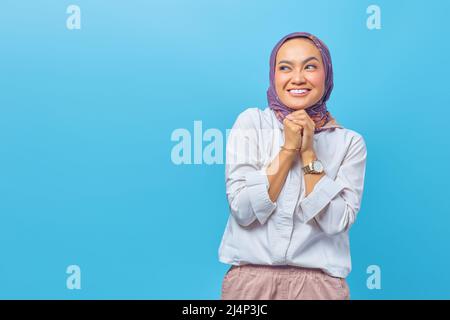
[287,88,311,97]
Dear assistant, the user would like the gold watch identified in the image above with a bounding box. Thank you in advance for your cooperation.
[302,160,324,174]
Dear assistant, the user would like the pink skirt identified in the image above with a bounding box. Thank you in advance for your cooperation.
[221,264,350,300]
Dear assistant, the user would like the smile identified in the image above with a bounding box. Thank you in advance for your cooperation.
[287,89,311,97]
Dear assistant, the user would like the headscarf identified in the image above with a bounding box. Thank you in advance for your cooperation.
[267,32,341,133]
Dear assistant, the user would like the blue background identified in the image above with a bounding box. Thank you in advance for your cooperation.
[0,0,449,299]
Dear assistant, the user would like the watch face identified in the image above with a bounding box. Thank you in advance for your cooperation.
[313,160,323,172]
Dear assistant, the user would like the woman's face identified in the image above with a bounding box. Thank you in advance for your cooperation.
[274,38,325,110]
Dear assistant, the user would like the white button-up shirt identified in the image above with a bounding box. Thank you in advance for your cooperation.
[218,107,367,278]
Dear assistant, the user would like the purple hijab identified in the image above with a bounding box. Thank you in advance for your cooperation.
[267,32,340,133]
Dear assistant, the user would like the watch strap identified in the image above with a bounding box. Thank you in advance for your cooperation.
[302,163,313,174]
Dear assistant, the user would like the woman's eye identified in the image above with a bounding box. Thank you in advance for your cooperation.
[305,64,317,70]
[279,66,291,71]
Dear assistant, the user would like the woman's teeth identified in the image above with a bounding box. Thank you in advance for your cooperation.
[288,89,310,96]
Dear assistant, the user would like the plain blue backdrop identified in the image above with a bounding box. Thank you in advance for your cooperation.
[0,0,449,299]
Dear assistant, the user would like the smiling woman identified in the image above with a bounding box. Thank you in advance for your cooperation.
[218,32,368,300]
[275,39,325,111]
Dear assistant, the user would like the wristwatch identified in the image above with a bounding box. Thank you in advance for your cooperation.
[302,159,324,174]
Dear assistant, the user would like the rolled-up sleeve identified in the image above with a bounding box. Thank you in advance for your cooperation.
[225,110,277,227]
[299,135,367,235]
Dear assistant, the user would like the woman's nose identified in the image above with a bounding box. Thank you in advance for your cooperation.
[291,70,306,83]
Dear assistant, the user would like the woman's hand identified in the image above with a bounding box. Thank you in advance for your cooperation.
[281,112,303,150]
[285,110,316,153]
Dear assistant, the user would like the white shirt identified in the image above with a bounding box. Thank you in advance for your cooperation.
[218,107,367,278]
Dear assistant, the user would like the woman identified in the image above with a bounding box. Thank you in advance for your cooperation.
[218,32,367,300]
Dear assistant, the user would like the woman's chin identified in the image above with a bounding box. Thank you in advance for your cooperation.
[286,102,309,110]
[284,97,319,110]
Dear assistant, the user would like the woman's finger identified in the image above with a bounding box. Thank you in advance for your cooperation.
[291,119,313,132]
[286,118,303,128]
[290,118,307,126]
[285,118,304,134]
[287,114,307,121]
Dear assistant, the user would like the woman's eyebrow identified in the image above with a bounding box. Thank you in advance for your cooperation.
[278,56,319,65]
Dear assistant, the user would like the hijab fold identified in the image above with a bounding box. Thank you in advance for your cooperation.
[267,32,342,133]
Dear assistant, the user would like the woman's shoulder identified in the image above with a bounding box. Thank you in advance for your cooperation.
[328,127,366,153]
[233,107,277,129]
[334,127,364,141]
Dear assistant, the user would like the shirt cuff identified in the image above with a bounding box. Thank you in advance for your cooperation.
[244,169,277,225]
[299,175,344,223]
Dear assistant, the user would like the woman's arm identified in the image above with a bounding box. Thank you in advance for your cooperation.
[301,150,326,197]
[225,109,279,227]
[283,110,327,197]
[266,148,297,202]
[267,148,325,202]
[266,110,310,202]
[298,136,367,235]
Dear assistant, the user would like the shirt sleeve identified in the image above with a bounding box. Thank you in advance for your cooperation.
[225,110,277,227]
[298,135,367,235]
